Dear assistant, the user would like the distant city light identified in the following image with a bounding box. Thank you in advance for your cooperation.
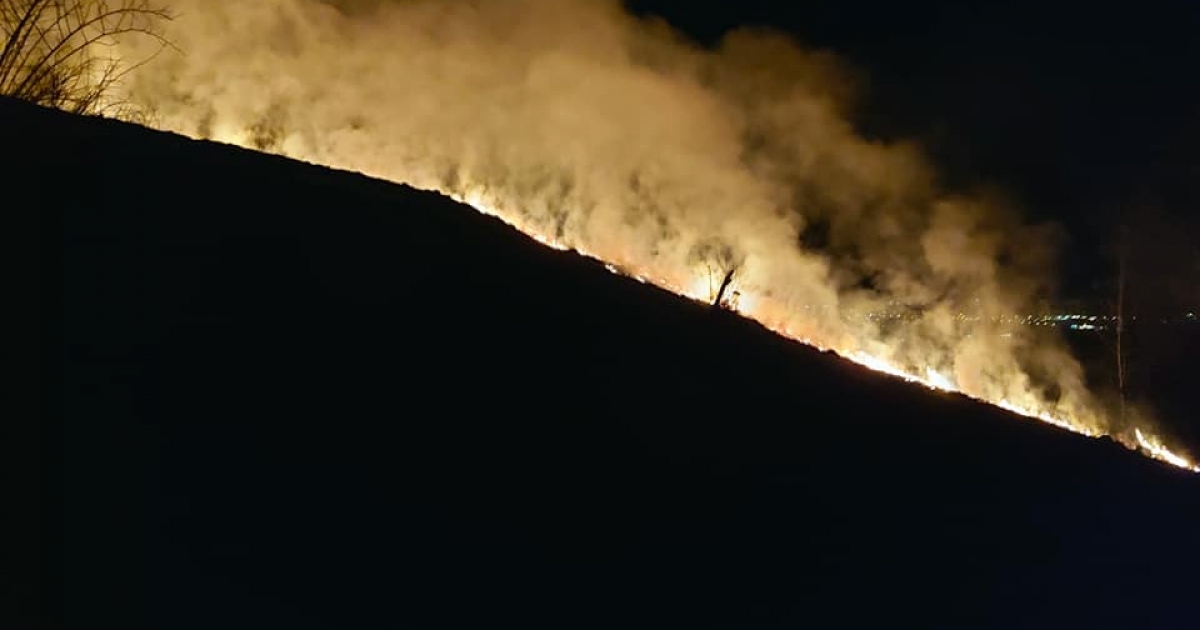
[849,310,1191,332]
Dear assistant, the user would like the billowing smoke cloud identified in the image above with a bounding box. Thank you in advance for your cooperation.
[108,0,1179,457]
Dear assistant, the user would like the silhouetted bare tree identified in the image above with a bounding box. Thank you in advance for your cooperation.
[0,0,172,116]
[690,237,743,309]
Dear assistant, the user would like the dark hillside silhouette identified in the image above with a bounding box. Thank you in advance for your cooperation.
[6,97,1198,629]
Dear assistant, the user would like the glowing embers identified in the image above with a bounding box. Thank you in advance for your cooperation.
[995,398,1098,436]
[1136,429,1200,472]
[850,352,920,383]
[843,353,954,394]
[451,187,569,251]
[924,367,956,392]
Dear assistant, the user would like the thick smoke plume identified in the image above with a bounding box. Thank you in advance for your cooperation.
[105,0,1191,465]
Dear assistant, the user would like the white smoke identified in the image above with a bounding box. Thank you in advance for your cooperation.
[111,0,1149,446]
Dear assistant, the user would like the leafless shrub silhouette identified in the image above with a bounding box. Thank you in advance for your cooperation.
[690,238,744,309]
[0,0,173,117]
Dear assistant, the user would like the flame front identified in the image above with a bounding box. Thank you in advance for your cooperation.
[452,186,1197,472]
[1135,429,1199,472]
[97,0,1196,473]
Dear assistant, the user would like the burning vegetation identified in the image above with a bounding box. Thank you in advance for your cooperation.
[55,0,1196,471]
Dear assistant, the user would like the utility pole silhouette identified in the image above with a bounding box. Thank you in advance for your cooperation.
[1116,225,1128,425]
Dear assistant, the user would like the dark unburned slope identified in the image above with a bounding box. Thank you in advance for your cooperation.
[7,97,1199,629]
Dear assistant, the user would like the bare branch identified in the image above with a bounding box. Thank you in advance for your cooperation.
[0,0,54,88]
[1,0,173,117]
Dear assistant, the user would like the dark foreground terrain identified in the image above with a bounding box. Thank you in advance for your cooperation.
[6,97,1199,628]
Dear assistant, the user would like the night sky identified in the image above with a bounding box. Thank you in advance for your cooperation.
[631,0,1200,306]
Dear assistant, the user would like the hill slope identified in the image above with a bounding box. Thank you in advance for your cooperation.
[7,97,1199,628]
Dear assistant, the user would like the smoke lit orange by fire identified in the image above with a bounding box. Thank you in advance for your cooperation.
[103,0,1196,472]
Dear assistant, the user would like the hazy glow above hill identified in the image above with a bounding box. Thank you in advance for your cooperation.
[108,0,1196,472]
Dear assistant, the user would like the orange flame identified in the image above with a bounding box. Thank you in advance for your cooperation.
[454,187,1197,472]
